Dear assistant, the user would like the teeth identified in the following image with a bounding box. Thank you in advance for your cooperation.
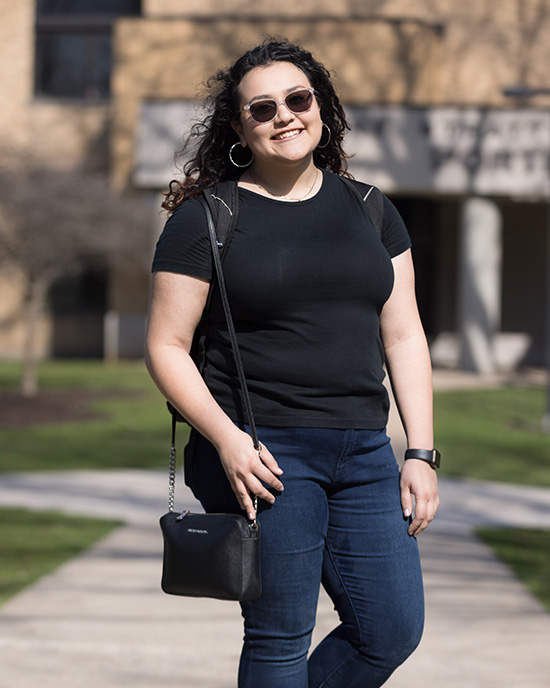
[274,129,301,140]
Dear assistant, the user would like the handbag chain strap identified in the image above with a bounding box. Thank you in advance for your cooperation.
[167,199,259,524]
[168,421,177,513]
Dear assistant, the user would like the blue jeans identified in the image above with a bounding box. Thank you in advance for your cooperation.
[187,426,424,688]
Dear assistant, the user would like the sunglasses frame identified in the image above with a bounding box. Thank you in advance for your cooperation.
[241,87,315,123]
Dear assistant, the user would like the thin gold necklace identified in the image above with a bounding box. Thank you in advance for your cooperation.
[249,168,319,202]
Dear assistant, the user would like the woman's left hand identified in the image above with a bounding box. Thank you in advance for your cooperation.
[400,459,439,536]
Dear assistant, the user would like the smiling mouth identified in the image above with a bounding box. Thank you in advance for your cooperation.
[271,129,303,141]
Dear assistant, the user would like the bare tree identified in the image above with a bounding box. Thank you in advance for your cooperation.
[0,153,152,396]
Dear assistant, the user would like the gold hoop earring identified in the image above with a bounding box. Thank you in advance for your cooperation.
[229,142,254,168]
[317,123,332,149]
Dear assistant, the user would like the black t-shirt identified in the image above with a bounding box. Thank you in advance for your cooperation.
[152,170,411,429]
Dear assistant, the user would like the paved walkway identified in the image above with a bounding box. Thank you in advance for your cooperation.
[0,369,549,687]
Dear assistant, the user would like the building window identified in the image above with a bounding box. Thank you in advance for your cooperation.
[35,0,141,100]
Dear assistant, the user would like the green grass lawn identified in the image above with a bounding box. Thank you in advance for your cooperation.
[0,359,189,472]
[434,386,550,486]
[0,507,121,605]
[476,527,550,611]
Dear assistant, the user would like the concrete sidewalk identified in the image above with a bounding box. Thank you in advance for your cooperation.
[0,469,549,688]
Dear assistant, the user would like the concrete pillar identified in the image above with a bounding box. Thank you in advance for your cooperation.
[459,197,502,373]
[104,310,120,362]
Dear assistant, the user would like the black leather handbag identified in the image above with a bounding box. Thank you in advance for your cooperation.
[160,508,261,601]
[159,197,262,601]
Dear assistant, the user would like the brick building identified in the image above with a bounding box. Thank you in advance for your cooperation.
[1,0,550,371]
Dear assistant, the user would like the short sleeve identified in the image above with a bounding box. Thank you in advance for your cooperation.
[380,195,411,258]
[151,198,213,279]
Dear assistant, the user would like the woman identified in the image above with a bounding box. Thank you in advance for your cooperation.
[146,38,439,688]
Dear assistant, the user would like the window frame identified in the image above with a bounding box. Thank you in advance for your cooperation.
[34,4,141,101]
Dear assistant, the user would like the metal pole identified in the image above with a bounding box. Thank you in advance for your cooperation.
[543,200,550,432]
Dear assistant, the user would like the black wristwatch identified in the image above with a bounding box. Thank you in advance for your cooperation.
[404,448,441,470]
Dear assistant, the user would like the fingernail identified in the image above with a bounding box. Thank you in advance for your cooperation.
[248,512,256,520]
[403,508,411,518]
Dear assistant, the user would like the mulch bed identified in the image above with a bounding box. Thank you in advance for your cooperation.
[0,390,111,427]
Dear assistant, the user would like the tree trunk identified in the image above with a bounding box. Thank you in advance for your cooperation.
[21,276,49,398]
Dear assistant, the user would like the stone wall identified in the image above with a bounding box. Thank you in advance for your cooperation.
[110,1,550,188]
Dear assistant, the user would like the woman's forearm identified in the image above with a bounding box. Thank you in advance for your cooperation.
[145,343,241,450]
[379,251,434,451]
[384,331,434,449]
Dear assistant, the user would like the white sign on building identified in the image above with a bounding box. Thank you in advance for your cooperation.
[135,102,550,198]
[346,106,550,197]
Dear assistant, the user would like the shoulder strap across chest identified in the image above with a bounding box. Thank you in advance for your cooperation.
[200,181,240,260]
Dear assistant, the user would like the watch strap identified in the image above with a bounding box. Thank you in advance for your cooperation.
[404,448,441,469]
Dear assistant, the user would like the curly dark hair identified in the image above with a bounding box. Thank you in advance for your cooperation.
[162,38,352,211]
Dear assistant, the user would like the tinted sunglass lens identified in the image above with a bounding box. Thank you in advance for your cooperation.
[286,90,312,112]
[250,101,277,122]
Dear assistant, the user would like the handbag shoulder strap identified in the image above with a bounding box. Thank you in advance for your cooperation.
[198,195,260,450]
[168,194,258,443]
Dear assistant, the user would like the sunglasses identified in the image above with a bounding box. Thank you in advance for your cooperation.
[241,88,315,123]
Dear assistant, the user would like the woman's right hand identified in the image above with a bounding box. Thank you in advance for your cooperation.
[216,428,284,519]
